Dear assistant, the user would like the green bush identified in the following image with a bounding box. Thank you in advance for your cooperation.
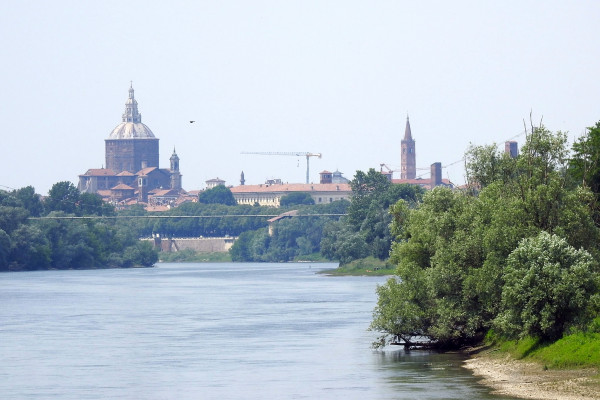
[495,232,599,341]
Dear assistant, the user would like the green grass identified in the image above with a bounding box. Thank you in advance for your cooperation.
[533,332,600,368]
[293,253,331,262]
[320,257,396,276]
[158,249,232,263]
[485,318,600,369]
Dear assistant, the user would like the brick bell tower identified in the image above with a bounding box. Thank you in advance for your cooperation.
[401,116,416,179]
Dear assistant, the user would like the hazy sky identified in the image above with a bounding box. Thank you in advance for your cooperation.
[1,1,598,195]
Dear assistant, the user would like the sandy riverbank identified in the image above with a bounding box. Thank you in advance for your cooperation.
[463,349,600,400]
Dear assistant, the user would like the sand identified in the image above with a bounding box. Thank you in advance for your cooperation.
[463,349,600,400]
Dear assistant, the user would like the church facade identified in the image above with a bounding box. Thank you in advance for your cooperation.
[78,85,183,204]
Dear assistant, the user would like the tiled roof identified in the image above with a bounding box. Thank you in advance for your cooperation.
[230,183,351,193]
[116,171,135,176]
[151,189,180,197]
[80,168,116,177]
[136,167,158,176]
[111,183,135,190]
[97,190,112,197]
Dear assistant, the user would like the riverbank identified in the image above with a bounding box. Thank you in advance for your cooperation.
[463,348,600,399]
[318,256,396,276]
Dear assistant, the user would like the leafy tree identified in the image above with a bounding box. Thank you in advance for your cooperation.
[280,192,315,207]
[12,186,44,217]
[465,143,517,190]
[569,121,600,224]
[495,232,599,340]
[78,192,116,216]
[0,229,11,271]
[321,169,424,264]
[198,185,237,206]
[9,224,51,270]
[372,124,600,348]
[0,206,29,234]
[570,121,600,193]
[229,230,254,261]
[44,181,80,214]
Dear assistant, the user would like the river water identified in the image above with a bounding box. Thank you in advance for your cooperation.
[0,263,519,399]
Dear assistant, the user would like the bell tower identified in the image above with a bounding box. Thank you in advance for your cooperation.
[169,148,182,190]
[401,116,416,179]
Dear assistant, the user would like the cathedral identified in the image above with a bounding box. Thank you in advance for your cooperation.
[78,85,183,204]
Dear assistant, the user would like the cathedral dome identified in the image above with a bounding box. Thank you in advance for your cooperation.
[109,122,155,139]
[107,84,156,139]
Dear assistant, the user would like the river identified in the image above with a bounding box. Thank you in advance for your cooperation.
[0,262,519,399]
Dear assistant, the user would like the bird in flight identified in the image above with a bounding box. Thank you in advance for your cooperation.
[190,121,195,123]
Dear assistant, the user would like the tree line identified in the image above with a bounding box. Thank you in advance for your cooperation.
[370,122,600,348]
[0,182,156,271]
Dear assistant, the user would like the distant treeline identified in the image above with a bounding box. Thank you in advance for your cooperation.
[0,182,156,271]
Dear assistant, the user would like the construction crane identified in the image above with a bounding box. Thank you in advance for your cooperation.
[241,152,322,184]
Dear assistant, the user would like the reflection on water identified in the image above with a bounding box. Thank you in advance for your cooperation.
[0,263,518,399]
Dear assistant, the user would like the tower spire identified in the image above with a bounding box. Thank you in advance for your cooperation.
[401,115,416,179]
[404,115,412,140]
[122,83,142,123]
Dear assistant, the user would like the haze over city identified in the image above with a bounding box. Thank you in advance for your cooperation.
[1,1,598,194]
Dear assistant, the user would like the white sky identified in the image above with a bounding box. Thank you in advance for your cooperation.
[1,1,599,195]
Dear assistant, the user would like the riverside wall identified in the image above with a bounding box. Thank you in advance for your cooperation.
[141,237,236,253]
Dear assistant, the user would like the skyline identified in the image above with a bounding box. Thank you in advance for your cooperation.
[1,1,599,194]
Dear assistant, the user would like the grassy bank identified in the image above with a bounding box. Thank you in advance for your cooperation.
[485,319,600,370]
[320,257,396,276]
[464,324,600,400]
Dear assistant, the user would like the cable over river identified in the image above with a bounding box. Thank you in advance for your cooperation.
[0,263,519,399]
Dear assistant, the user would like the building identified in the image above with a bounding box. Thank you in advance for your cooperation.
[230,182,351,207]
[205,178,226,189]
[401,116,416,179]
[78,85,184,204]
[319,170,350,184]
[105,84,159,174]
[392,162,453,190]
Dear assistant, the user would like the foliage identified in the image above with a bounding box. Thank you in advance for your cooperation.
[198,185,237,206]
[495,232,599,341]
[0,183,157,271]
[44,181,81,214]
[151,202,273,238]
[325,257,395,276]
[229,201,349,262]
[371,125,600,348]
[465,143,518,190]
[569,121,600,224]
[321,169,424,264]
[158,249,232,263]
[279,192,315,207]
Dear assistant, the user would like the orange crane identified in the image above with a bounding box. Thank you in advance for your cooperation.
[241,152,322,184]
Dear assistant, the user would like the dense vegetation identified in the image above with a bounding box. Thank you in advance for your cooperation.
[320,170,424,264]
[370,123,600,350]
[229,201,349,262]
[0,182,157,271]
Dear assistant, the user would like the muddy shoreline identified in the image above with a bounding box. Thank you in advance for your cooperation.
[463,349,600,399]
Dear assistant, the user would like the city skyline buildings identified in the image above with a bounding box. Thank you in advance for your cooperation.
[1,2,598,194]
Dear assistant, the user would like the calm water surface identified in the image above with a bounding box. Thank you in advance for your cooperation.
[0,263,519,399]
